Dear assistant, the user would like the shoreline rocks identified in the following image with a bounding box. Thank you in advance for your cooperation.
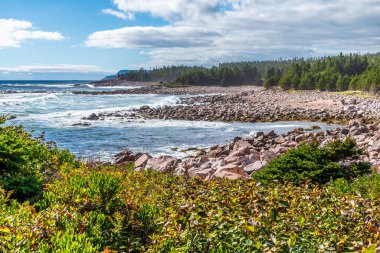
[74,85,380,180]
[119,119,380,180]
[80,87,380,126]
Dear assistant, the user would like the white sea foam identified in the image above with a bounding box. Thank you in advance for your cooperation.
[2,83,135,90]
[0,93,59,106]
[12,94,180,128]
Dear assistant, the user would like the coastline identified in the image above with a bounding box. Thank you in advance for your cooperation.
[3,81,380,179]
[79,82,380,180]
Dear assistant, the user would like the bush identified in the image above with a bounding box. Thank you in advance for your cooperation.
[252,138,371,184]
[1,121,380,252]
[0,121,78,201]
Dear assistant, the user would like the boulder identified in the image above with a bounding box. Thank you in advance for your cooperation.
[212,171,246,180]
[199,162,213,170]
[244,161,265,174]
[341,128,350,135]
[86,113,99,121]
[146,156,178,173]
[211,160,226,170]
[253,131,264,138]
[274,136,286,144]
[295,134,305,143]
[115,149,141,164]
[215,164,248,177]
[248,151,261,162]
[260,151,276,162]
[371,140,380,152]
[134,154,152,168]
[230,146,251,157]
[140,105,151,110]
[233,140,254,151]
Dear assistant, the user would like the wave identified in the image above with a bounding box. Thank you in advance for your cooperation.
[1,83,134,90]
[13,94,180,127]
[0,93,59,106]
[1,83,75,88]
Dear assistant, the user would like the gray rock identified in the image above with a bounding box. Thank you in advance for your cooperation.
[244,161,265,174]
[341,128,350,135]
[295,134,305,143]
[140,105,151,110]
[371,140,380,152]
[86,113,99,120]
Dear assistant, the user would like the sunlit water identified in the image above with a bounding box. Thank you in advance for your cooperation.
[0,81,340,161]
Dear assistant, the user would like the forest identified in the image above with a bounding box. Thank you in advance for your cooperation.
[118,53,380,93]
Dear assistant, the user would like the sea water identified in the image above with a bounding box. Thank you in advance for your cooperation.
[0,81,340,161]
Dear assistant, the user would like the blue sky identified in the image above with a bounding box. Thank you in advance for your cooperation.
[0,0,380,80]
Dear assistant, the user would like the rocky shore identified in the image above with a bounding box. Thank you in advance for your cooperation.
[79,84,380,179]
[135,91,373,124]
[114,119,380,180]
[83,87,380,124]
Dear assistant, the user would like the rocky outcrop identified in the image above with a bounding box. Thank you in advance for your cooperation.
[122,120,380,180]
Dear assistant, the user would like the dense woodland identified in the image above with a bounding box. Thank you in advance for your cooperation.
[119,53,380,93]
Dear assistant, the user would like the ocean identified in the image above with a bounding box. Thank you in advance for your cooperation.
[0,80,339,161]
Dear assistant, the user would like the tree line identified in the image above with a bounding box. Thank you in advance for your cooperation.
[118,53,380,93]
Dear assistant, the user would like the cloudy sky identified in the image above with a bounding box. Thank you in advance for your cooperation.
[1,0,380,79]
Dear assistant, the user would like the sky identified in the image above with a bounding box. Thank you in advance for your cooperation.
[0,0,380,80]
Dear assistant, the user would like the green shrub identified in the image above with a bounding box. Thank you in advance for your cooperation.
[252,138,371,184]
[2,176,42,201]
[38,230,100,253]
[332,173,380,199]
[1,121,380,252]
[0,121,78,201]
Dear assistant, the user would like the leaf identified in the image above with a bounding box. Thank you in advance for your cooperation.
[362,244,377,253]
[0,227,10,234]
[247,226,255,233]
[269,209,277,221]
[279,200,289,208]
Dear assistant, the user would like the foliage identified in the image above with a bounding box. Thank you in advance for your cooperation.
[252,138,371,184]
[0,122,78,201]
[1,123,380,251]
[118,53,380,91]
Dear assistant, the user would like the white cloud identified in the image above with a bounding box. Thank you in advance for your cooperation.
[112,0,231,21]
[0,64,114,74]
[86,0,380,66]
[85,26,220,48]
[102,8,134,20]
[0,19,64,48]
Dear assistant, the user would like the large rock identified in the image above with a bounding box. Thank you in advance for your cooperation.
[86,113,99,121]
[208,146,228,158]
[212,171,246,180]
[233,140,253,151]
[260,150,276,163]
[140,105,151,110]
[295,134,305,143]
[214,164,248,177]
[134,154,151,168]
[341,128,350,135]
[229,146,251,157]
[371,140,380,152]
[244,161,266,174]
[114,149,140,164]
[146,156,178,173]
[188,167,214,179]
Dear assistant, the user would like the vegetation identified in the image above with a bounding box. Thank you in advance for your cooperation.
[0,117,78,201]
[1,120,380,252]
[118,53,380,93]
[252,138,371,184]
